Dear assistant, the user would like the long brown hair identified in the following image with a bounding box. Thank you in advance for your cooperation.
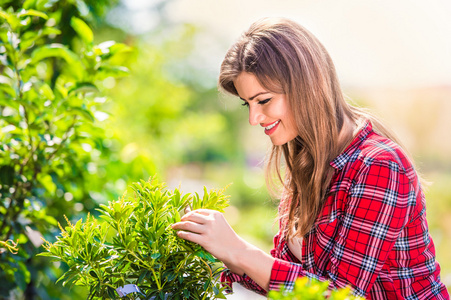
[218,17,409,240]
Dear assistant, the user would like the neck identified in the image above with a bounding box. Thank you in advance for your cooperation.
[337,115,357,153]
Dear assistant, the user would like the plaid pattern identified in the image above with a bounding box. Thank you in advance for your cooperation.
[221,122,449,299]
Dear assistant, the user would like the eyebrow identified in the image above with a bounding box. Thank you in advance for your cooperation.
[239,92,271,101]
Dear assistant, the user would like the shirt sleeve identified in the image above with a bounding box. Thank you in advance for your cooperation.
[220,269,267,296]
[220,233,288,296]
[268,159,412,298]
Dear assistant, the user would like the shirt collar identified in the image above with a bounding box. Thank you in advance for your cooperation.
[330,120,372,170]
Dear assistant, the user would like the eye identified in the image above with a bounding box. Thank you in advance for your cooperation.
[241,101,249,107]
[257,98,272,105]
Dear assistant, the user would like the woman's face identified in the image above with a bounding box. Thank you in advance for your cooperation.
[234,72,298,146]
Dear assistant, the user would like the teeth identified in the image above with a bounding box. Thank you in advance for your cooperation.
[265,120,280,130]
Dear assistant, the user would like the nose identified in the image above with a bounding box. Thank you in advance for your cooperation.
[248,105,265,126]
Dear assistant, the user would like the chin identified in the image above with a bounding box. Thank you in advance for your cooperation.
[270,139,287,146]
[270,135,297,146]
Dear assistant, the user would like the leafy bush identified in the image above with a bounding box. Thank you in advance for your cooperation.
[0,2,129,297]
[39,178,229,300]
[267,277,364,300]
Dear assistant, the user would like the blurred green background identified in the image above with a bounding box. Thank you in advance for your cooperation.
[1,0,450,298]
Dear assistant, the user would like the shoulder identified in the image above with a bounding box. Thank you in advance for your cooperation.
[330,121,421,194]
[356,131,414,176]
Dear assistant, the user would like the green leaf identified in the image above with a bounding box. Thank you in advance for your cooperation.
[95,42,133,65]
[0,9,10,20]
[109,43,133,56]
[36,252,61,258]
[0,10,19,30]
[0,165,15,186]
[23,0,37,9]
[15,261,31,290]
[138,271,147,284]
[151,253,161,260]
[215,290,227,299]
[213,286,219,295]
[89,270,98,278]
[20,27,62,51]
[37,173,57,194]
[0,83,15,98]
[173,211,181,223]
[31,44,83,80]
[98,214,113,224]
[39,83,54,100]
[164,272,176,282]
[70,17,93,45]
[95,66,129,80]
[17,9,48,20]
[194,250,217,263]
[68,82,98,95]
[107,287,116,299]
[68,107,95,122]
[20,31,38,51]
[41,27,61,36]
[121,261,132,273]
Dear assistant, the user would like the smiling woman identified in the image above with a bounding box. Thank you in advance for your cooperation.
[172,17,450,299]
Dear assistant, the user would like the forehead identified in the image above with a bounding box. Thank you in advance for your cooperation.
[234,72,268,98]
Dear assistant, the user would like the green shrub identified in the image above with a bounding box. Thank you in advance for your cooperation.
[0,2,130,297]
[39,177,229,300]
[267,277,365,300]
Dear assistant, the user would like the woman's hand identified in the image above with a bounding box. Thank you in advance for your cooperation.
[171,209,246,275]
[172,208,275,290]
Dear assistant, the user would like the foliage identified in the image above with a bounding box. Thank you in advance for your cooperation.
[0,0,119,27]
[39,177,229,300]
[0,2,129,298]
[105,26,239,174]
[267,277,365,300]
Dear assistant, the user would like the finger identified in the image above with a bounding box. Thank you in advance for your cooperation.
[191,209,215,216]
[175,230,204,245]
[172,221,205,234]
[180,211,208,223]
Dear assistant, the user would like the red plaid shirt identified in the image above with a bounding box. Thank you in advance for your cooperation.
[221,121,449,299]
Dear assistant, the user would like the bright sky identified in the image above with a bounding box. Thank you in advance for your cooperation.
[158,0,451,88]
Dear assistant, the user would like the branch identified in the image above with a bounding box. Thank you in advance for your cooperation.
[0,239,19,254]
[46,115,78,162]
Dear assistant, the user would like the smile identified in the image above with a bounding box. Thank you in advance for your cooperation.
[265,120,280,130]
[263,120,280,135]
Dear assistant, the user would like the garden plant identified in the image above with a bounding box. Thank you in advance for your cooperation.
[39,178,229,300]
[0,0,128,297]
[267,277,365,300]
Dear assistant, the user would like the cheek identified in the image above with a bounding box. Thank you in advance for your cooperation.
[286,114,298,136]
[281,105,295,124]
[272,100,289,118]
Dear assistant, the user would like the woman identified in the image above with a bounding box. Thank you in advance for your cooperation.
[171,18,449,299]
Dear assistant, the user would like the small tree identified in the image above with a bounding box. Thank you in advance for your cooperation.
[0,3,130,298]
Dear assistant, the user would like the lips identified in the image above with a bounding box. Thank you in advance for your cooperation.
[262,120,280,135]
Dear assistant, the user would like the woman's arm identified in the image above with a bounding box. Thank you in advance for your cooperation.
[171,209,275,291]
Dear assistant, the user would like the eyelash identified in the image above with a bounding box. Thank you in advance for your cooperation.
[258,98,271,105]
[241,98,272,107]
